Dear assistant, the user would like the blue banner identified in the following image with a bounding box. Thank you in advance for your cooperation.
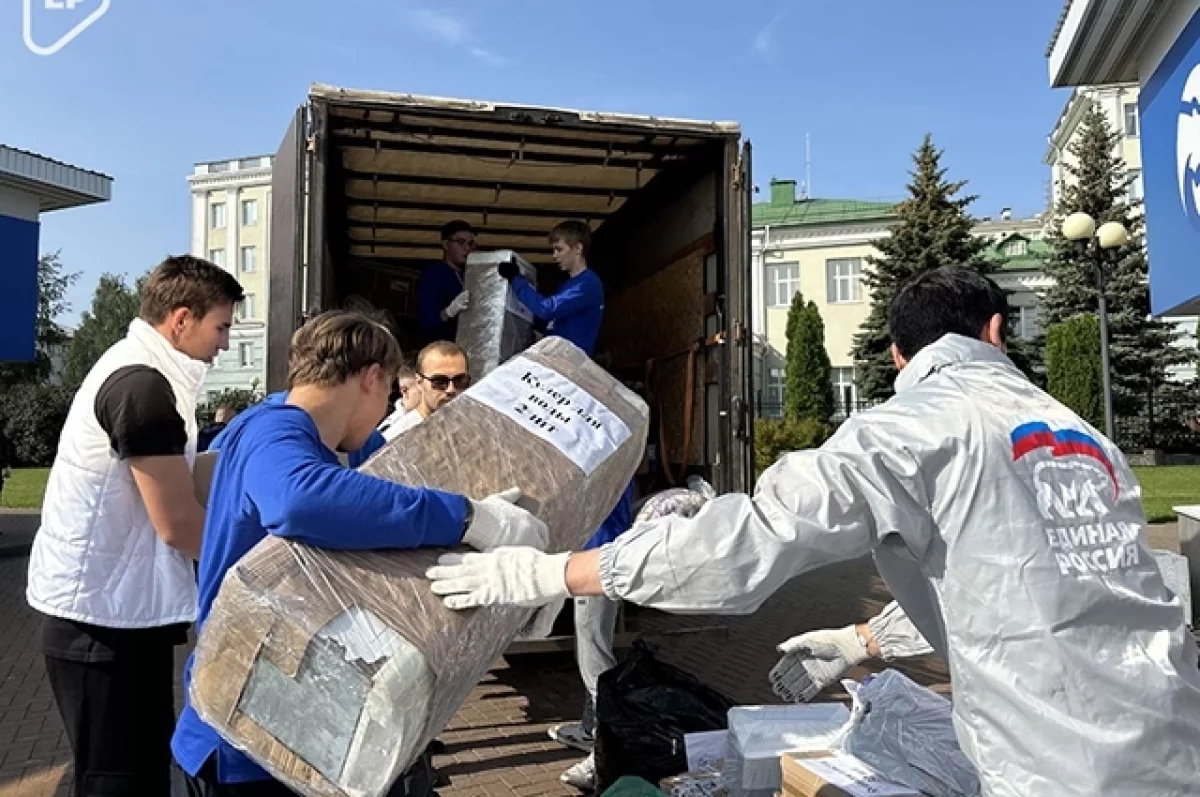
[0,213,39,362]
[1141,7,1200,314]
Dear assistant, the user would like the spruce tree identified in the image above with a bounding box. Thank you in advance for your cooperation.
[1040,100,1181,417]
[784,293,834,421]
[853,135,995,400]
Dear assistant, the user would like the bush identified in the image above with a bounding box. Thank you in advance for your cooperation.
[755,417,832,479]
[1046,315,1104,431]
[0,384,74,467]
[197,383,264,425]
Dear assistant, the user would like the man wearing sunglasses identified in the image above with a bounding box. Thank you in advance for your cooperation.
[417,220,476,345]
[379,342,471,441]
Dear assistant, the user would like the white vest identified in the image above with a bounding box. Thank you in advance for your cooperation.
[26,319,207,628]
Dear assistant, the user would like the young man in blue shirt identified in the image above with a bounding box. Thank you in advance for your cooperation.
[416,220,475,345]
[171,310,549,796]
[497,219,604,356]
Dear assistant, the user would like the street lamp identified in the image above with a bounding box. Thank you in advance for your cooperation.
[1061,211,1130,442]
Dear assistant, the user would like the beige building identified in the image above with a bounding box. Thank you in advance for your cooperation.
[752,179,1049,417]
[187,155,273,397]
[1044,82,1143,207]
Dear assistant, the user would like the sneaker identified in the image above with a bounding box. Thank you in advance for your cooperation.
[560,753,596,791]
[548,722,594,752]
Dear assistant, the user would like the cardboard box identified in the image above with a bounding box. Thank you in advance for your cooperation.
[781,752,920,797]
[190,338,649,797]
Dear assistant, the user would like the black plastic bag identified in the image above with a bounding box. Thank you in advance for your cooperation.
[593,640,734,794]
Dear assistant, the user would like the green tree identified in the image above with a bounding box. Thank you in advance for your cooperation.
[1040,100,1181,417]
[64,274,143,389]
[852,135,995,400]
[0,384,74,466]
[1046,315,1104,430]
[0,252,79,387]
[783,293,835,421]
[196,382,264,426]
[754,417,831,479]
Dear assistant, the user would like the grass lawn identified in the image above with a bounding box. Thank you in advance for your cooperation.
[0,468,50,509]
[0,465,1195,523]
[1134,465,1200,524]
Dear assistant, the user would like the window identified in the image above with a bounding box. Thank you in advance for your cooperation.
[242,199,259,226]
[1003,239,1029,257]
[210,203,226,229]
[240,246,257,273]
[1123,103,1139,138]
[237,294,256,322]
[209,161,231,173]
[1127,169,1144,202]
[208,248,226,267]
[832,367,857,417]
[239,157,264,169]
[765,368,784,417]
[766,263,800,307]
[1016,306,1042,341]
[826,258,862,304]
[239,343,255,368]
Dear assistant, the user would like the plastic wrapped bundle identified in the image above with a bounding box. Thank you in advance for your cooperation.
[190,337,649,797]
[456,249,538,382]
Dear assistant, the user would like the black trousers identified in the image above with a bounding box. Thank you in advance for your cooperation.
[44,647,177,796]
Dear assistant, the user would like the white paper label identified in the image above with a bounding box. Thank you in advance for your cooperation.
[464,357,631,475]
[795,753,917,796]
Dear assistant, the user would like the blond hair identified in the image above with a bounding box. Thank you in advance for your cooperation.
[287,310,403,388]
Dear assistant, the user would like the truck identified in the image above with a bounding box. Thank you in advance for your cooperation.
[265,84,756,647]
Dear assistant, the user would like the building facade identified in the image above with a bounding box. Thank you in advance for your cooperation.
[187,155,273,399]
[752,179,1049,418]
[1048,0,1200,315]
[1044,82,1143,208]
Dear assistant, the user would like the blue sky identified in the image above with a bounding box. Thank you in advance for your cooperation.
[2,0,1067,325]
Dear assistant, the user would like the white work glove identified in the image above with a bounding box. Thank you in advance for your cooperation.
[515,597,566,641]
[443,290,470,319]
[462,488,549,552]
[426,547,572,610]
[769,625,870,703]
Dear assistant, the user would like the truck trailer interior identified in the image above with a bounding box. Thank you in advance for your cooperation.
[270,85,753,495]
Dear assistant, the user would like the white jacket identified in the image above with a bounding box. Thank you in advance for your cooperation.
[600,334,1200,797]
[27,319,207,629]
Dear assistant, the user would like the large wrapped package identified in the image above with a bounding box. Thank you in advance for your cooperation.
[456,249,539,382]
[189,337,649,797]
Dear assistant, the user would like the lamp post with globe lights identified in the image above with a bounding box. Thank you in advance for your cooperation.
[1060,211,1130,442]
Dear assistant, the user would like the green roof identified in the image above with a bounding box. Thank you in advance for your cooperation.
[985,235,1051,271]
[754,179,896,226]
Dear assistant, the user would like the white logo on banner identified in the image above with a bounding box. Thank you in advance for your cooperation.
[1176,63,1200,230]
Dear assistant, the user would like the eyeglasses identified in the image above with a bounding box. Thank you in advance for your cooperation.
[448,237,477,249]
[419,372,471,391]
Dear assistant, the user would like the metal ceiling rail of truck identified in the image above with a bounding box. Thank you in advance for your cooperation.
[267,83,755,494]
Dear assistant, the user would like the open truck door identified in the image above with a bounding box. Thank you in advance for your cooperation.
[266,106,311,393]
[723,139,755,494]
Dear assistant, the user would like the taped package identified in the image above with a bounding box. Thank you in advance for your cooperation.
[722,704,850,797]
[780,752,920,797]
[456,249,539,382]
[189,337,649,797]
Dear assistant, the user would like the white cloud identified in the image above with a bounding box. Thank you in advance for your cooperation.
[401,7,511,66]
[753,3,792,58]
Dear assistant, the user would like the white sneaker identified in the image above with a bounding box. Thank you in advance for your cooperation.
[560,753,596,791]
[548,722,594,752]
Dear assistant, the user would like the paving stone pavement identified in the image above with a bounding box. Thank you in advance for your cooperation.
[0,523,1181,797]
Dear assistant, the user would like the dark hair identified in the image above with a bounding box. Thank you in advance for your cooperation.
[140,255,245,324]
[440,220,475,241]
[549,219,592,258]
[416,340,467,372]
[288,310,404,388]
[889,266,1009,359]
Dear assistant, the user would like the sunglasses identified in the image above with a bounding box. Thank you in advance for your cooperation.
[419,372,471,391]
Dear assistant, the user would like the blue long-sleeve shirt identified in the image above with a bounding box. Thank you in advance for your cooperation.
[172,401,468,784]
[510,269,604,357]
[584,481,634,550]
[210,392,386,467]
[417,260,466,344]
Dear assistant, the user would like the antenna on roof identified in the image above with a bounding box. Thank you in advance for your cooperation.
[803,133,812,200]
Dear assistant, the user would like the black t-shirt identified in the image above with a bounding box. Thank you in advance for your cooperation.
[41,365,192,660]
